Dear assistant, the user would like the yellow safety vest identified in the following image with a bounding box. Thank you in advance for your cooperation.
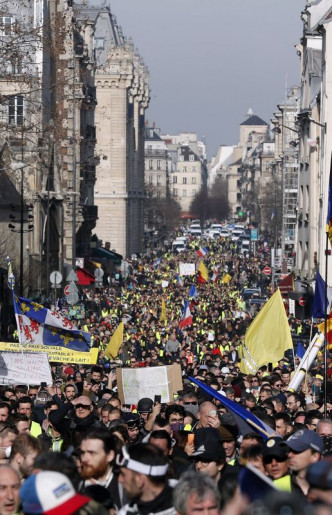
[30,421,42,438]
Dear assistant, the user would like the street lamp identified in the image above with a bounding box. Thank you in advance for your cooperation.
[8,161,32,296]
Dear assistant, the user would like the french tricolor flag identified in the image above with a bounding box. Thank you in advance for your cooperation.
[196,246,208,257]
[179,301,193,329]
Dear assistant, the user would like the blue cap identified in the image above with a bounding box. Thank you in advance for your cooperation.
[287,429,323,454]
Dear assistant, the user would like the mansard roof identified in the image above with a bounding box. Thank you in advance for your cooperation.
[145,128,162,141]
[240,115,268,126]
[179,145,199,161]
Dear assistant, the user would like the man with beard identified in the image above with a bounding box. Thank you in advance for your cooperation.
[9,434,43,480]
[117,443,175,515]
[79,429,126,510]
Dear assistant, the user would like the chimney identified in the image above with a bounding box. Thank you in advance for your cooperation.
[153,121,155,129]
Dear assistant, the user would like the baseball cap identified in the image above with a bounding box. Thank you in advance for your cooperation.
[306,458,332,489]
[262,438,289,461]
[287,429,323,454]
[20,471,90,514]
[192,428,225,461]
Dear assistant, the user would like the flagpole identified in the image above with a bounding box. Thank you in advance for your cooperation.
[324,231,329,417]
[7,258,30,389]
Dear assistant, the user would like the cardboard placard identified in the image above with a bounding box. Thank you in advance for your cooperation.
[179,263,196,276]
[117,364,183,404]
[0,352,52,385]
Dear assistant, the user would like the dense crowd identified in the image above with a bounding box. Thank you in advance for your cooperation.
[1,231,332,514]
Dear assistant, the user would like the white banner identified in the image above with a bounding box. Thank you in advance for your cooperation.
[179,263,196,276]
[0,352,52,385]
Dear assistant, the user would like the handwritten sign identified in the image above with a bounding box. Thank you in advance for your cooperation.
[0,342,98,365]
[179,263,196,276]
[0,352,52,385]
[117,364,183,404]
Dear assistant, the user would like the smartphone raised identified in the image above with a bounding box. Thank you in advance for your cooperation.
[154,395,161,404]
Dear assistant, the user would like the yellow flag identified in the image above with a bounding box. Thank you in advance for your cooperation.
[105,322,124,360]
[160,299,167,322]
[198,261,209,283]
[239,289,293,375]
[221,273,232,284]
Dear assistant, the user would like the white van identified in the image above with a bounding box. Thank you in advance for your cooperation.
[234,224,245,232]
[190,228,202,237]
[240,240,250,254]
[172,241,185,252]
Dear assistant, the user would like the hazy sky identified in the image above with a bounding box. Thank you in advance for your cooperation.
[92,0,305,157]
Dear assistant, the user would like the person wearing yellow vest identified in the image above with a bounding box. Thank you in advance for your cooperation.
[262,437,291,492]
[17,397,42,438]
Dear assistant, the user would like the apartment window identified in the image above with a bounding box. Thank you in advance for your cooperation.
[94,37,105,49]
[179,155,184,161]
[157,160,161,170]
[157,191,161,199]
[192,177,196,184]
[157,175,161,185]
[183,177,187,184]
[149,175,153,184]
[173,176,177,184]
[150,130,154,137]
[183,166,187,172]
[192,166,196,172]
[173,188,178,197]
[0,17,15,35]
[189,154,194,161]
[183,190,187,197]
[8,95,24,125]
[192,190,196,196]
[149,160,153,170]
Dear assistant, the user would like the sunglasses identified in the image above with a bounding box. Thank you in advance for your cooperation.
[184,401,198,405]
[75,404,91,410]
[263,455,286,464]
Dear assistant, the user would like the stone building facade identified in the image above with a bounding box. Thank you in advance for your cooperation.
[0,0,98,293]
[79,4,149,258]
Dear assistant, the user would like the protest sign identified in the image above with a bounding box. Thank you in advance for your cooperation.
[0,352,52,385]
[179,263,195,276]
[117,363,183,404]
[0,342,98,365]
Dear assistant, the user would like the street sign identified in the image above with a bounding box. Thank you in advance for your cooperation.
[250,229,258,241]
[66,269,78,282]
[263,267,271,276]
[67,292,79,305]
[64,285,70,296]
[67,281,78,294]
[94,268,104,279]
[50,271,62,285]
[299,296,307,307]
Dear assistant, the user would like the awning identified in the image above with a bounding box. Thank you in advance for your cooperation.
[92,247,123,264]
[76,267,95,286]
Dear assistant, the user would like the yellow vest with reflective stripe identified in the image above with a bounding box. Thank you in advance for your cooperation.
[30,421,42,438]
[274,475,291,492]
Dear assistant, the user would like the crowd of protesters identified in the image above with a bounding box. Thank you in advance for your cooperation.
[1,227,332,514]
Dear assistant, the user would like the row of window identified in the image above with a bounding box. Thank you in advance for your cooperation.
[148,160,162,170]
[173,177,196,184]
[173,189,196,197]
[179,154,195,162]
[148,175,162,185]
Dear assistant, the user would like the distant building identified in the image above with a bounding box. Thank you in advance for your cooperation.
[161,133,207,213]
[144,125,169,199]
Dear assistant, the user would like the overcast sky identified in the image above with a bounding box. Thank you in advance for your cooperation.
[91,0,305,157]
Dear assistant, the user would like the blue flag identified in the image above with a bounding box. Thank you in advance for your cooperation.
[189,284,198,300]
[239,464,277,501]
[312,272,328,318]
[296,341,306,359]
[13,295,90,352]
[189,377,275,439]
